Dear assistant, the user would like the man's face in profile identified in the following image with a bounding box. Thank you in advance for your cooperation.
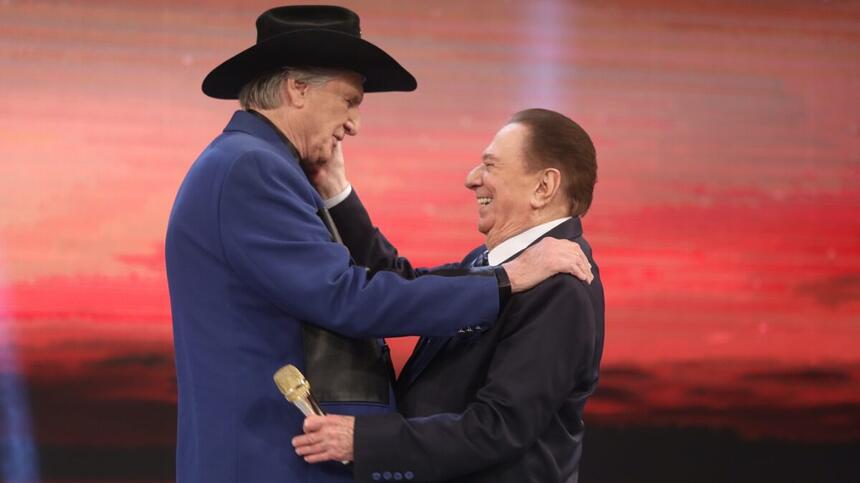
[298,71,364,166]
[465,122,539,246]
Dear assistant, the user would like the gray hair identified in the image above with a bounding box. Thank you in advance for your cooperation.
[238,66,343,110]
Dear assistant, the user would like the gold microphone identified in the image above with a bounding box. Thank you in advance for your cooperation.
[273,364,325,417]
[274,364,349,465]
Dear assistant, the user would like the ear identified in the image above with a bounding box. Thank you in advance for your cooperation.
[531,168,562,209]
[283,78,310,108]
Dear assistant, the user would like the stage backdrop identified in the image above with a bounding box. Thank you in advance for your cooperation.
[1,1,859,482]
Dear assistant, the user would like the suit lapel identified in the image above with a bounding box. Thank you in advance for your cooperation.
[398,336,450,390]
[397,247,487,389]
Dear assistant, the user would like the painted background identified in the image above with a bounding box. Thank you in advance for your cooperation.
[1,0,859,482]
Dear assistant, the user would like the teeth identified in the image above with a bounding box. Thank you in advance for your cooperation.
[477,197,492,206]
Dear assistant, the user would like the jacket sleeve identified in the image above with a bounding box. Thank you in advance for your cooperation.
[328,188,434,279]
[218,150,498,338]
[352,276,598,481]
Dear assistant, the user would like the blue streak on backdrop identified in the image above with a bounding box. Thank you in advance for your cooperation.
[518,0,566,109]
[0,250,40,483]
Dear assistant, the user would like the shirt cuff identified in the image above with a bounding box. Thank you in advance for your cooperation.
[323,184,352,209]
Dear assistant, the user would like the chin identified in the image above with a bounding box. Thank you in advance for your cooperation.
[308,151,329,165]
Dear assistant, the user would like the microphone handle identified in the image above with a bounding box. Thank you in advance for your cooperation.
[307,393,325,416]
[293,395,325,417]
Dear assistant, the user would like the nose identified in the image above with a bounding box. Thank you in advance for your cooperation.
[464,164,482,190]
[345,111,360,136]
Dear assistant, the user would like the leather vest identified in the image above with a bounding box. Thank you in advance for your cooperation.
[302,207,394,404]
[302,325,393,404]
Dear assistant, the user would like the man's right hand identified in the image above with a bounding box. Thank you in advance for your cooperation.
[503,237,594,293]
[307,141,350,199]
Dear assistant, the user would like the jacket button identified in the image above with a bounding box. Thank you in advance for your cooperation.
[372,472,381,481]
[405,471,415,480]
[394,472,403,480]
[383,472,392,480]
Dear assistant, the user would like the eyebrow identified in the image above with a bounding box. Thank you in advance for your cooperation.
[482,153,498,162]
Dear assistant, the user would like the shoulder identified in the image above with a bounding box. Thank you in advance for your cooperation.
[217,137,315,202]
[504,274,596,336]
[522,274,593,310]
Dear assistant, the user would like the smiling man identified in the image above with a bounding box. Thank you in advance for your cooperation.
[165,6,594,483]
[295,108,605,482]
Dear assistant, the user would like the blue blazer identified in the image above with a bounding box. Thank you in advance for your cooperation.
[165,111,500,483]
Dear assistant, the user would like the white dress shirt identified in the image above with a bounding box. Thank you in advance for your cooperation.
[487,217,572,266]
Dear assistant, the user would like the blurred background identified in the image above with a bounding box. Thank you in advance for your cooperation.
[1,0,859,482]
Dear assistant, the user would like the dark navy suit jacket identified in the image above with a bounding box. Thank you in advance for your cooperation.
[165,111,501,483]
[330,192,605,483]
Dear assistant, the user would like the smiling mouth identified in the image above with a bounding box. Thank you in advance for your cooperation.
[477,197,492,206]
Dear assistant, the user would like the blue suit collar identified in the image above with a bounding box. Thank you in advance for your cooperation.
[223,110,329,212]
[223,110,301,162]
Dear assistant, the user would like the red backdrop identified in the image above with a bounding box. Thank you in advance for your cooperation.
[1,1,859,482]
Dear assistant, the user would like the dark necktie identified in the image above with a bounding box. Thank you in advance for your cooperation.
[473,250,489,267]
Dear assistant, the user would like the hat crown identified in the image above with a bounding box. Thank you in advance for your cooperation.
[202,4,415,98]
[256,5,361,44]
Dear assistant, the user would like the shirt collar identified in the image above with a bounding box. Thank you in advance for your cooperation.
[487,217,572,266]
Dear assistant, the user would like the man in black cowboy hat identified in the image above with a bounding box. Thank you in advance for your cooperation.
[165,5,593,483]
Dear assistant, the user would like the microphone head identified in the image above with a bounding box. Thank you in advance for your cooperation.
[273,364,311,403]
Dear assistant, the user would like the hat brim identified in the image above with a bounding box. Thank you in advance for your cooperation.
[202,29,417,99]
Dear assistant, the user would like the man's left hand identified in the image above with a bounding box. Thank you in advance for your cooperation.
[292,415,355,463]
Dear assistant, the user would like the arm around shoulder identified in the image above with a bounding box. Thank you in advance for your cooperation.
[218,153,500,338]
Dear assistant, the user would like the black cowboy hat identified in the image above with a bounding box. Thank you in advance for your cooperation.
[202,5,417,99]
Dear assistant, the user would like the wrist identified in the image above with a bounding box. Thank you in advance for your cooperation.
[318,179,349,199]
[501,259,521,293]
[493,265,512,306]
[322,183,352,209]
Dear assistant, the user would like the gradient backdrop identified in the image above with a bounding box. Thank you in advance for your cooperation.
[2,1,859,482]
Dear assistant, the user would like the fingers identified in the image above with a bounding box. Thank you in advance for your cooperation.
[293,428,336,462]
[507,238,595,292]
[292,429,319,453]
[293,436,325,456]
[569,259,589,283]
[556,239,593,284]
[293,416,327,455]
[575,251,593,285]
[303,415,326,432]
[295,443,334,464]
[292,415,354,464]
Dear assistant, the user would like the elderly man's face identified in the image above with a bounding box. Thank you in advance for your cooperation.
[298,72,363,165]
[465,122,538,248]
